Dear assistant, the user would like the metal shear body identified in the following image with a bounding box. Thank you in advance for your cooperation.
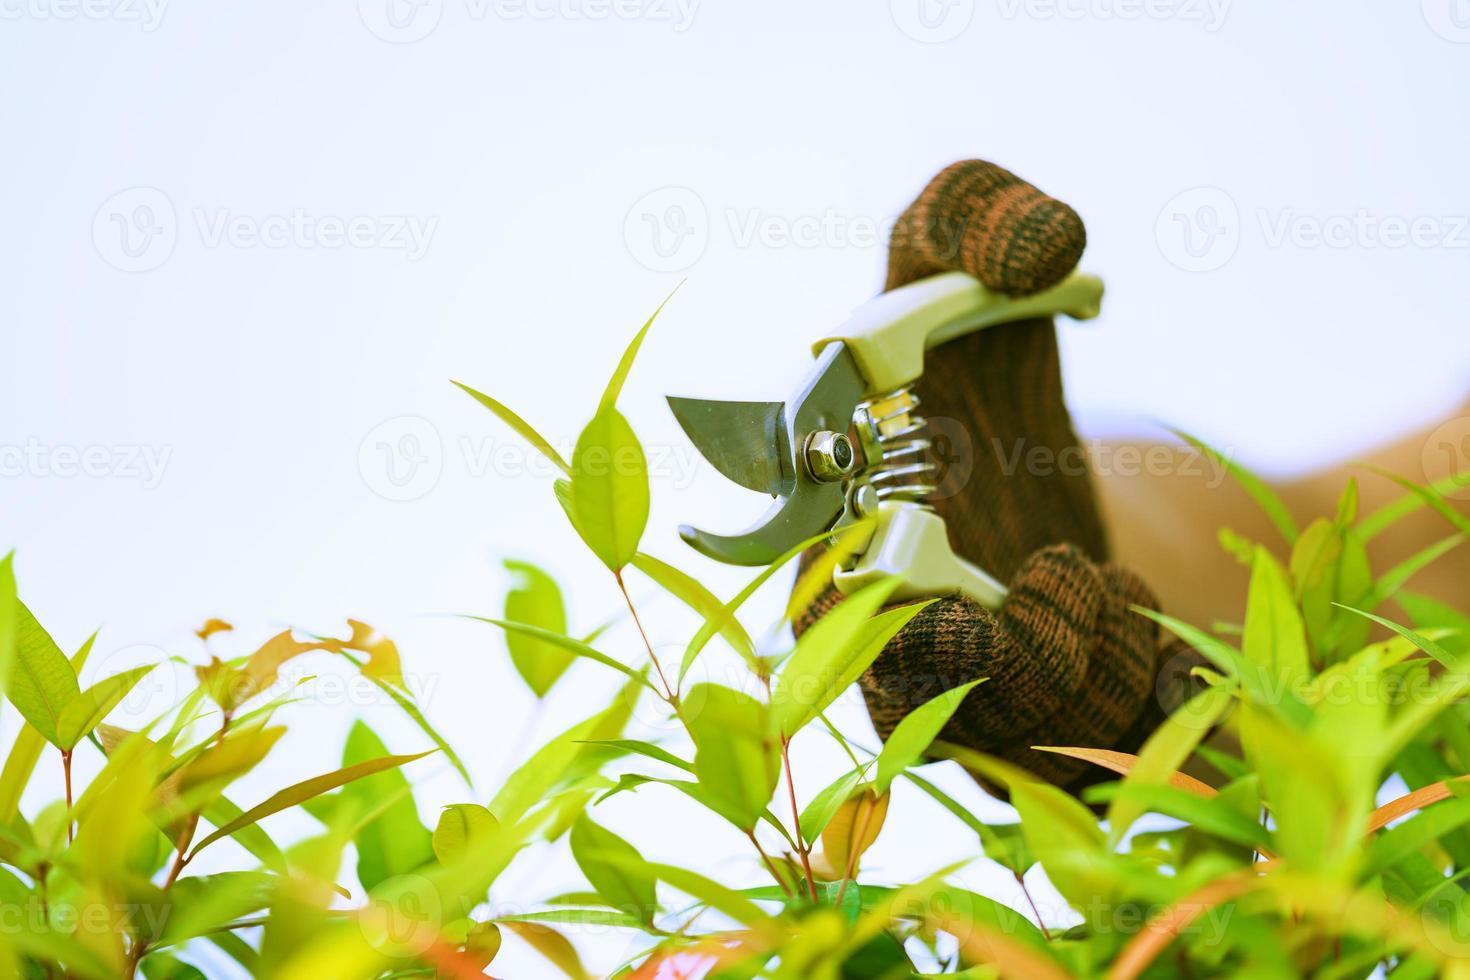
[668,270,1104,610]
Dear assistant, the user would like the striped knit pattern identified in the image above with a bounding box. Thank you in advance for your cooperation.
[793,160,1202,792]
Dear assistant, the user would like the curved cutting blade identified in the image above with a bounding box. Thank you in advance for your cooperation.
[666,396,791,495]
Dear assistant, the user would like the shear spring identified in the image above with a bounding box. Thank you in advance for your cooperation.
[855,386,937,503]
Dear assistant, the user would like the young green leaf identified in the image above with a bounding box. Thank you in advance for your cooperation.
[0,552,14,701]
[569,814,658,924]
[187,750,435,860]
[684,683,780,832]
[54,664,156,751]
[599,288,677,413]
[6,602,82,747]
[433,803,499,863]
[569,406,648,573]
[466,617,653,689]
[341,721,434,891]
[771,578,909,738]
[501,559,574,697]
[799,767,865,846]
[1173,430,1298,543]
[452,380,571,475]
[1242,546,1310,684]
[1104,684,1234,845]
[629,552,756,669]
[873,679,985,794]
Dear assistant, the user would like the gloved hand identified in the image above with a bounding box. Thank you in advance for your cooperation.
[793,161,1198,792]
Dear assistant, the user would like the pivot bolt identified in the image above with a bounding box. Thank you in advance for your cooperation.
[804,430,855,483]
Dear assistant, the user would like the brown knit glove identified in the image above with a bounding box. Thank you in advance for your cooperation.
[794,161,1197,792]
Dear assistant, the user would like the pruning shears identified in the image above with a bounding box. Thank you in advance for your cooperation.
[667,270,1105,610]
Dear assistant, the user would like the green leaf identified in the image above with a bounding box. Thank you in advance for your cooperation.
[432,803,499,863]
[1359,470,1470,541]
[500,559,573,697]
[0,552,14,706]
[5,601,82,746]
[342,721,434,891]
[466,617,653,689]
[332,648,472,787]
[874,679,984,795]
[187,750,435,860]
[1369,470,1470,541]
[490,679,637,826]
[1243,546,1310,684]
[452,380,570,475]
[1174,430,1298,543]
[1365,796,1470,878]
[677,522,871,684]
[1105,683,1234,846]
[630,552,756,669]
[902,770,1034,875]
[496,909,643,928]
[577,738,693,773]
[54,664,155,751]
[684,683,781,832]
[569,814,658,924]
[771,578,917,738]
[799,767,865,845]
[569,406,648,573]
[599,287,677,413]
[1086,782,1273,851]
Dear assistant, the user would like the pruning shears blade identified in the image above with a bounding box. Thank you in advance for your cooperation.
[669,342,869,566]
[665,396,790,495]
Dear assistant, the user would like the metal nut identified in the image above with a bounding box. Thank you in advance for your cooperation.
[804,430,855,483]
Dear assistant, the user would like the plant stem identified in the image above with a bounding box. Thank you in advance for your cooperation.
[746,830,793,898]
[61,750,74,844]
[780,736,819,901]
[1016,871,1051,940]
[614,571,676,703]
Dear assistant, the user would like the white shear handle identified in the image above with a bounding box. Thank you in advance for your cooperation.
[812,270,1104,394]
[834,502,1009,611]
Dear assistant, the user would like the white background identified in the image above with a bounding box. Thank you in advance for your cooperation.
[3,1,1470,975]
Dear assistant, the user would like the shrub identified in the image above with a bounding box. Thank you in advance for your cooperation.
[4,298,1470,978]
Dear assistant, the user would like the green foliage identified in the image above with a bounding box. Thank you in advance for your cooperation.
[7,300,1470,978]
